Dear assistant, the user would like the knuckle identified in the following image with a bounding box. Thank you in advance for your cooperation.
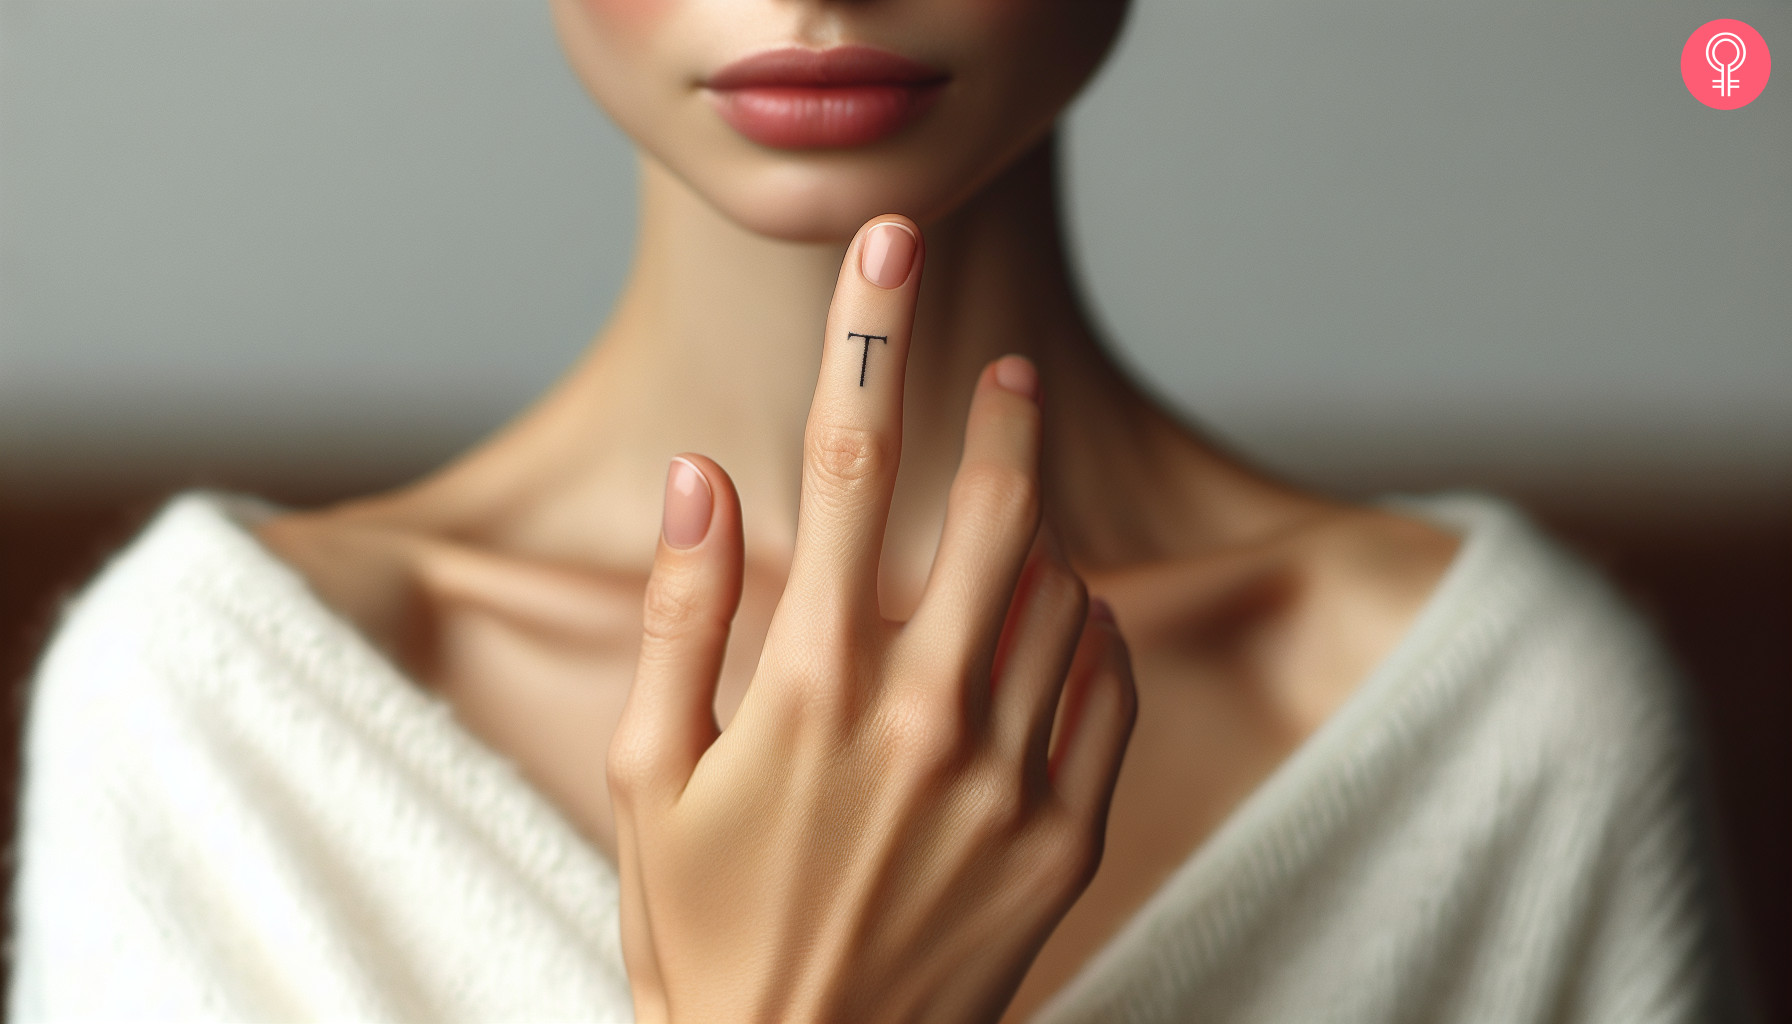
[1048,822,1104,893]
[605,729,664,798]
[966,770,1032,846]
[639,570,714,646]
[759,643,864,737]
[952,462,1040,531]
[788,666,861,737]
[909,632,976,689]
[806,422,892,491]
[1022,810,1102,894]
[876,689,972,780]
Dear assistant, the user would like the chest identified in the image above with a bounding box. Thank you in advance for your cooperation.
[998,643,1307,1022]
[426,586,1307,1022]
[420,567,787,861]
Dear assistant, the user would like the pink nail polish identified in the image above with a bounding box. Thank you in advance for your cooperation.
[860,222,917,289]
[662,457,713,549]
[992,355,1040,401]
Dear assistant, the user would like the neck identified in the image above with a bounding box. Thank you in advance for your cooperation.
[385,130,1279,608]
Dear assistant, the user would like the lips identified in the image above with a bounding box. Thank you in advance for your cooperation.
[702,45,948,150]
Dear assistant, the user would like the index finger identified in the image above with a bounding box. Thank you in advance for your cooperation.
[782,214,924,626]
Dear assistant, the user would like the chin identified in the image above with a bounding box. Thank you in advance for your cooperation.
[689,165,945,244]
[661,126,1051,245]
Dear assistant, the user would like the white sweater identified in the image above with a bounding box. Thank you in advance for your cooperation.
[7,491,1735,1022]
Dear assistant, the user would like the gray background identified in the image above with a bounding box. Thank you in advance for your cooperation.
[2,0,1788,516]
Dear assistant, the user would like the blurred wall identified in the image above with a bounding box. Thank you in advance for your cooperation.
[2,0,1787,515]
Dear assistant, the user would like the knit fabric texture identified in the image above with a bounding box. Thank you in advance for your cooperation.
[7,491,1732,1021]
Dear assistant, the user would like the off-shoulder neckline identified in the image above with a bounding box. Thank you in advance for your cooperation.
[117,487,1552,1022]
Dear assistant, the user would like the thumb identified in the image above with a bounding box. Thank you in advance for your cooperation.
[609,454,745,803]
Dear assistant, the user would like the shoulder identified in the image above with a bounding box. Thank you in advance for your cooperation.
[1332,491,1693,801]
[1347,495,1718,957]
[1384,492,1688,765]
[1218,488,1706,871]
[15,491,414,859]
[1265,490,1696,821]
[20,491,461,796]
[1109,486,1688,783]
[28,492,293,723]
[10,492,332,1017]
[1287,494,1729,1015]
[15,490,446,852]
[1037,492,1735,1022]
[10,492,636,1020]
[27,492,348,724]
[1387,493,1738,1018]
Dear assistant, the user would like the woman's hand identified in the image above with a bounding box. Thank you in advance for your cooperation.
[608,214,1139,1024]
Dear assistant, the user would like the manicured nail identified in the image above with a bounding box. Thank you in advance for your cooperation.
[1089,596,1116,625]
[992,354,1040,401]
[662,456,713,550]
[860,221,917,289]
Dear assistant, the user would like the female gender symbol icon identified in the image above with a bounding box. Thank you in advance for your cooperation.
[1707,32,1746,97]
[1682,20,1770,109]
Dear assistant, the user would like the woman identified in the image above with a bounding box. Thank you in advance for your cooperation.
[7,0,1733,1020]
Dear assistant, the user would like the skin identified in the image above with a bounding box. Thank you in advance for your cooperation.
[608,222,1141,1023]
[257,0,1462,1019]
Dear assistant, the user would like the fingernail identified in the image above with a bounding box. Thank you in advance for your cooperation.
[1089,597,1116,625]
[662,456,713,550]
[860,221,917,289]
[992,355,1039,401]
